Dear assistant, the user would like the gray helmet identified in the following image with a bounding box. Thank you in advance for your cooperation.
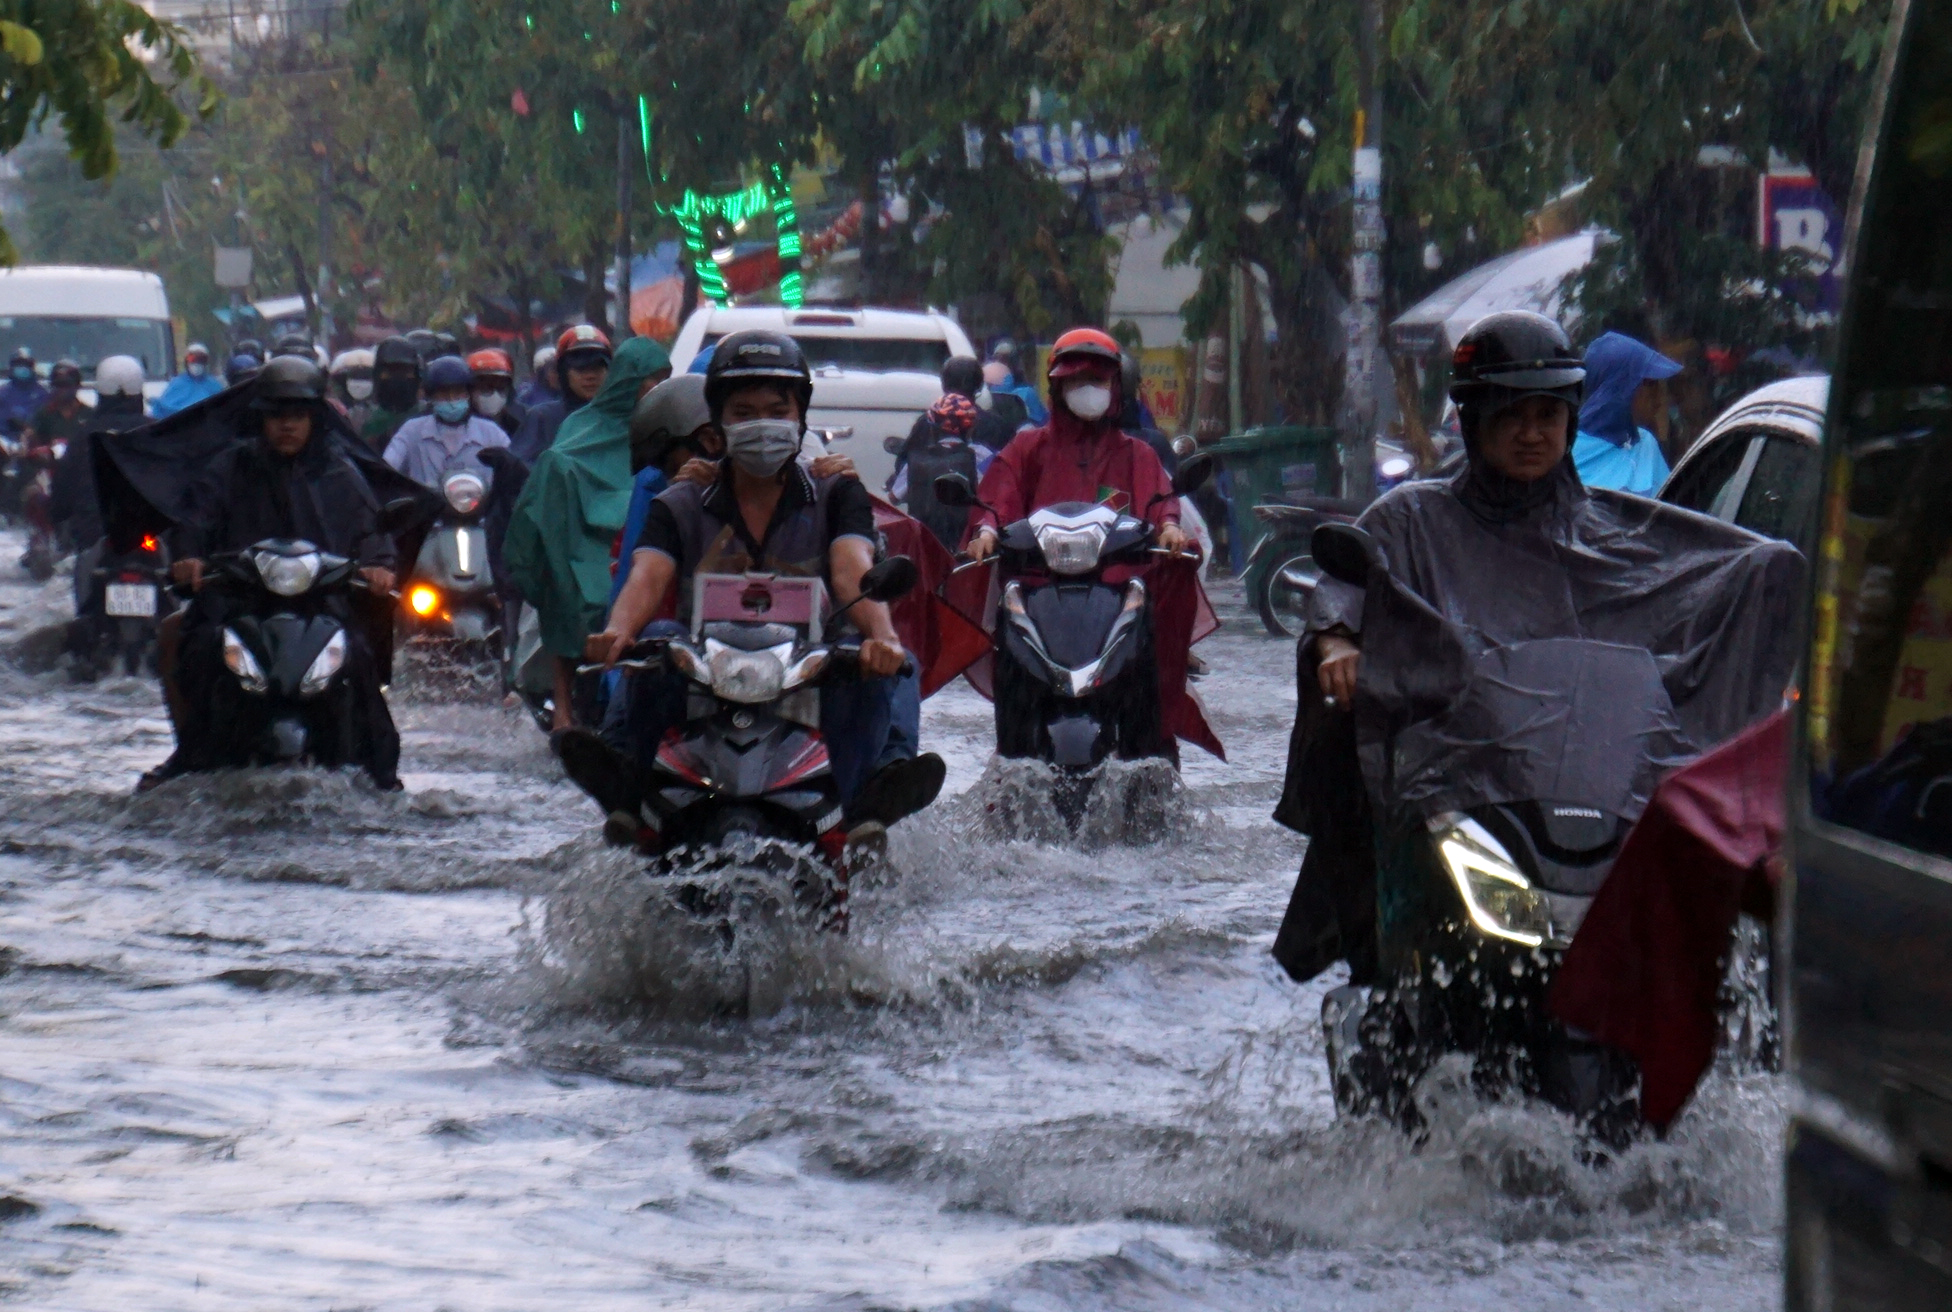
[251,354,326,408]
[629,374,712,469]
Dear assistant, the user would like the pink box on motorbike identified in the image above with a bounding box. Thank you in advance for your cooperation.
[693,573,827,634]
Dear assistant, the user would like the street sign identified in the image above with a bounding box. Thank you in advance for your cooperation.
[213,246,253,290]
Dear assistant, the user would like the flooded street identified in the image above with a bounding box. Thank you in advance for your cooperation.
[0,528,1784,1310]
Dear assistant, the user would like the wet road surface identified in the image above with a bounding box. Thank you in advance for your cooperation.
[0,530,1784,1309]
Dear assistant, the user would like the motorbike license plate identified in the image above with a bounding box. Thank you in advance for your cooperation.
[105,583,158,617]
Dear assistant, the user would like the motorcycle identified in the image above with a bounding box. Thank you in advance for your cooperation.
[183,538,378,770]
[18,438,64,580]
[398,468,505,660]
[68,533,172,680]
[932,456,1211,826]
[1243,495,1365,639]
[1308,522,1647,1145]
[570,557,920,930]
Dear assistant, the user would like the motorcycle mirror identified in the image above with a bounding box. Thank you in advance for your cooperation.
[882,433,906,456]
[932,473,977,508]
[379,497,422,536]
[1312,522,1381,588]
[1172,453,1215,496]
[858,555,919,603]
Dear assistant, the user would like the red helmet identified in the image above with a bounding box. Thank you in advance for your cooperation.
[556,324,613,363]
[1047,327,1122,381]
[467,348,514,380]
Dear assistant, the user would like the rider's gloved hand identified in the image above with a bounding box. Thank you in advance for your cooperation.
[858,636,906,678]
[966,527,999,563]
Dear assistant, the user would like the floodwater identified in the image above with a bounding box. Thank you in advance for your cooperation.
[0,528,1784,1309]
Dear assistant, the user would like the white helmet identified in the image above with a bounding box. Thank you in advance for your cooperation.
[532,345,557,376]
[329,348,374,376]
[95,355,145,397]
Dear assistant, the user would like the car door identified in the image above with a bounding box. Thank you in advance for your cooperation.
[1787,2,1952,1305]
[1661,426,1762,520]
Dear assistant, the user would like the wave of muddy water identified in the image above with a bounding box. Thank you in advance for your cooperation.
[0,528,1782,1309]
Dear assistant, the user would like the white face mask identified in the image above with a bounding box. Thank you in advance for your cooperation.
[344,378,373,401]
[724,418,802,478]
[1064,382,1113,421]
[473,390,508,417]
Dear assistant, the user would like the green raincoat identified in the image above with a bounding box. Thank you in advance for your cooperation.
[504,337,672,657]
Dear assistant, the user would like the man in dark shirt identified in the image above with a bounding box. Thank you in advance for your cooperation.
[151,357,404,789]
[579,330,942,832]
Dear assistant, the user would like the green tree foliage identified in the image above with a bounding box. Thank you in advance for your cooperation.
[0,0,217,262]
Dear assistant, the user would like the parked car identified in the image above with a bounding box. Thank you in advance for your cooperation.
[1658,373,1826,545]
[1784,2,1952,1305]
[669,305,976,495]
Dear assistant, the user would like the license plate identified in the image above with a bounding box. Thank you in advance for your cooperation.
[105,583,158,617]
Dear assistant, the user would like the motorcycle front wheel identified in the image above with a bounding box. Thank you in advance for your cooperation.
[1257,549,1320,639]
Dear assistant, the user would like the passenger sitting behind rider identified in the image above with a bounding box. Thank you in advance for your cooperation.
[580,330,943,832]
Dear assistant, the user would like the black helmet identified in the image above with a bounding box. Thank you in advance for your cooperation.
[373,335,420,374]
[48,359,82,389]
[234,338,266,363]
[272,332,314,359]
[432,330,461,358]
[940,354,984,398]
[1447,311,1584,410]
[404,329,442,364]
[704,329,813,423]
[251,355,326,408]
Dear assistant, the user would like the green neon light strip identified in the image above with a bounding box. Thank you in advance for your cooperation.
[667,174,801,308]
[638,96,654,182]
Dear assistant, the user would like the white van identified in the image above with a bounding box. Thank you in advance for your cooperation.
[669,305,975,494]
[0,266,175,407]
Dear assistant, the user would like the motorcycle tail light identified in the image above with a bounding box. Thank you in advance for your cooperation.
[140,535,159,553]
[222,628,268,694]
[298,629,347,697]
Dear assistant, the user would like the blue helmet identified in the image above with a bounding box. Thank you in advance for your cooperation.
[424,354,473,392]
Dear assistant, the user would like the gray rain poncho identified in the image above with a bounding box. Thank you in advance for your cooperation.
[1271,456,1804,982]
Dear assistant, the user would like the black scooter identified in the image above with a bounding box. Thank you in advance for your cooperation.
[934,457,1210,825]
[1308,523,1649,1145]
[186,538,376,769]
[69,533,172,680]
[571,558,920,931]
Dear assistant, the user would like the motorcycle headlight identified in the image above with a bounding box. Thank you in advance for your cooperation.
[1434,817,1556,948]
[781,648,829,691]
[443,472,486,515]
[1035,523,1108,575]
[298,628,347,697]
[254,549,323,597]
[222,627,267,694]
[703,640,787,704]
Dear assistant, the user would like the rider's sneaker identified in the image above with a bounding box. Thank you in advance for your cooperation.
[845,752,946,828]
[555,727,645,818]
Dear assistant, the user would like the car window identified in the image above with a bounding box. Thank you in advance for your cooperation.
[1805,6,1952,858]
[1662,430,1756,516]
[700,332,949,375]
[1734,434,1822,544]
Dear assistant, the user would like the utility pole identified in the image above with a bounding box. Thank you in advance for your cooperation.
[614,108,633,339]
[1342,0,1384,502]
[317,145,334,348]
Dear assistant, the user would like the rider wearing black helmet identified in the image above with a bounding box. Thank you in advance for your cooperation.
[272,332,316,360]
[362,334,424,450]
[574,328,944,834]
[153,353,404,789]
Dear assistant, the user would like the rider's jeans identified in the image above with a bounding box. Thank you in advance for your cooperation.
[616,620,904,806]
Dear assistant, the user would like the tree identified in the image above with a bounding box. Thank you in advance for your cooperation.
[0,0,217,262]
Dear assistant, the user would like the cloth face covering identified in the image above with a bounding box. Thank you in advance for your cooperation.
[432,398,472,425]
[1064,383,1113,420]
[473,391,507,417]
[724,418,801,477]
[344,378,372,401]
